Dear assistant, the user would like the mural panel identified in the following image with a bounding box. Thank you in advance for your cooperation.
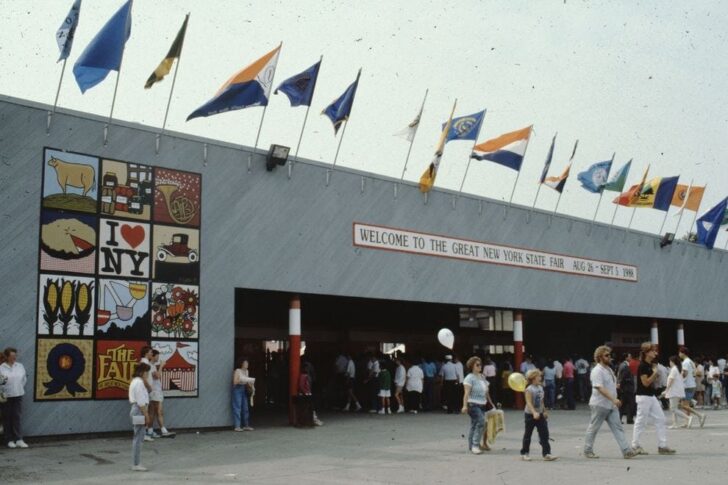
[153,168,201,227]
[95,340,148,400]
[96,279,150,339]
[100,159,153,220]
[151,340,198,397]
[42,149,99,214]
[39,210,97,275]
[37,273,95,337]
[152,225,200,284]
[35,338,93,400]
[97,218,151,279]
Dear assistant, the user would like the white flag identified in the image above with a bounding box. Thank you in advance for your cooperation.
[57,0,82,62]
[394,111,421,142]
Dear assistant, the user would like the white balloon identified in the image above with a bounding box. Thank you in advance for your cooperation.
[437,328,454,349]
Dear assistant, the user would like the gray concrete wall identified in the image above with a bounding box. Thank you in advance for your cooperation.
[0,96,725,436]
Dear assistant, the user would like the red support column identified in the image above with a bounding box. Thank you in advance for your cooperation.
[514,311,524,409]
[651,320,659,353]
[288,294,301,425]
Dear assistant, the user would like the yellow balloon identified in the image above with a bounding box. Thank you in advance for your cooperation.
[508,372,527,392]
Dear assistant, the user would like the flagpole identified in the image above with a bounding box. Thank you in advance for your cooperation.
[454,110,487,208]
[673,179,693,236]
[395,88,428,198]
[248,41,283,172]
[288,55,324,179]
[507,125,534,206]
[47,59,68,133]
[156,13,190,154]
[326,68,361,186]
[529,132,557,221]
[104,70,123,146]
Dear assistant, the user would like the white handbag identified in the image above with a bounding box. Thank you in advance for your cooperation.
[131,414,146,426]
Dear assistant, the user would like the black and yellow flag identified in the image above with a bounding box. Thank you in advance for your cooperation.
[419,99,457,193]
[145,14,189,89]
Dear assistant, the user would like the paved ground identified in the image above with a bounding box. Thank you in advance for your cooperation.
[2,406,728,484]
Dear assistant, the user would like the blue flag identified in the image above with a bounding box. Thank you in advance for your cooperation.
[652,176,680,211]
[696,197,727,249]
[577,160,612,193]
[442,110,485,143]
[275,60,321,107]
[56,0,82,62]
[72,0,132,93]
[322,70,360,134]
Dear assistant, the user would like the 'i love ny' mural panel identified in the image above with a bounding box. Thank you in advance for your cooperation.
[35,148,201,401]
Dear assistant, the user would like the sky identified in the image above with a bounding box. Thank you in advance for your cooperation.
[1,0,727,246]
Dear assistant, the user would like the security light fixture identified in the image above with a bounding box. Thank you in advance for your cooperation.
[266,144,290,171]
[660,232,675,248]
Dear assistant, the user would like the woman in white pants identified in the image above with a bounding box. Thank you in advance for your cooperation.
[129,363,152,471]
[631,342,676,455]
[662,356,691,428]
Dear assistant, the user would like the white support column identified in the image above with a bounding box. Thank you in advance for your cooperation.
[650,320,659,348]
[677,323,685,347]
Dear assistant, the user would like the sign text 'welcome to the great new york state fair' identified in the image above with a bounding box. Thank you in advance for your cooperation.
[353,223,638,282]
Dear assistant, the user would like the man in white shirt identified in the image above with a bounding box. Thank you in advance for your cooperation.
[0,348,28,449]
[678,347,707,426]
[440,355,459,413]
[583,346,637,459]
[366,354,381,413]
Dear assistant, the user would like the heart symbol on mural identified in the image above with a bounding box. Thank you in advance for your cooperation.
[120,224,145,249]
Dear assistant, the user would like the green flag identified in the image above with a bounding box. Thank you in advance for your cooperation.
[145,14,189,89]
[603,159,631,192]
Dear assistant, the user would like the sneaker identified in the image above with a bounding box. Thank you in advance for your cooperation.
[368,409,378,414]
[161,430,174,437]
[633,446,648,455]
[242,426,254,431]
[543,454,558,461]
[150,431,161,438]
[131,465,148,472]
[471,447,483,455]
[658,447,676,455]
[314,419,324,426]
[355,403,362,411]
[699,415,707,428]
[143,435,154,442]
[584,451,599,459]
[668,424,678,429]
[233,427,243,432]
[377,409,385,415]
[410,410,418,414]
[343,404,350,411]
[521,454,531,461]
[623,449,638,459]
[15,440,28,449]
[386,408,391,415]
[397,406,404,414]
[7,441,16,449]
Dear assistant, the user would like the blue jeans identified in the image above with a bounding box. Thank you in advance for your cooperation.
[467,404,485,449]
[544,381,556,409]
[232,385,250,428]
[584,405,630,455]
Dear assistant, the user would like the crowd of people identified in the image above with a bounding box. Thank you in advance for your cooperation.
[3,343,728,470]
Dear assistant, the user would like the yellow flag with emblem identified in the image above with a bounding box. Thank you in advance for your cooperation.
[419,99,457,193]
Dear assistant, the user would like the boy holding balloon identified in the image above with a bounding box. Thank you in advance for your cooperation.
[519,369,558,461]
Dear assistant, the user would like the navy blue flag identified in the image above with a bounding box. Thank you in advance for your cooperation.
[442,110,485,143]
[539,134,557,183]
[696,197,728,249]
[652,176,680,211]
[577,160,612,193]
[322,70,360,134]
[275,60,321,107]
[72,0,132,93]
